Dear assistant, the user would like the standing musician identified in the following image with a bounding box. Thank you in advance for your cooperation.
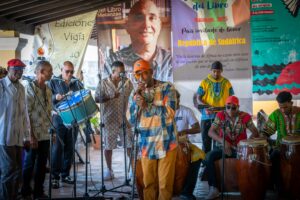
[48,61,83,188]
[262,91,300,196]
[0,59,30,200]
[21,61,53,199]
[196,61,234,153]
[95,61,133,180]
[205,96,259,199]
[175,90,203,200]
[128,59,177,200]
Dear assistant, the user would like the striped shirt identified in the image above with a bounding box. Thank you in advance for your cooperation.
[128,81,177,159]
[103,45,173,83]
[197,74,234,120]
[25,81,52,141]
[0,77,30,146]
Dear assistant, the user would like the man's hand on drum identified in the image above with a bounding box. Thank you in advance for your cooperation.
[56,93,64,101]
[224,141,232,156]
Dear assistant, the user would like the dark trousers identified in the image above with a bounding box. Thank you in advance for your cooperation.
[205,148,236,187]
[0,145,22,200]
[269,149,282,193]
[181,159,202,196]
[21,140,50,197]
[201,119,214,153]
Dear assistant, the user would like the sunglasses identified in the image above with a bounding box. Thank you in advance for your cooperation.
[226,105,237,111]
[65,70,74,74]
[134,70,150,80]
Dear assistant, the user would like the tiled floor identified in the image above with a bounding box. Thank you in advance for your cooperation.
[44,144,279,200]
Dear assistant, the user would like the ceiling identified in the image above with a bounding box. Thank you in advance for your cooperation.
[0,0,123,35]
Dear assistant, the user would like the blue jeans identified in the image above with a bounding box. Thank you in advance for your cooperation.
[180,159,202,197]
[205,148,236,187]
[21,140,49,197]
[52,115,78,180]
[0,145,22,200]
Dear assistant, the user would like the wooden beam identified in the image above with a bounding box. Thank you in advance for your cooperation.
[27,0,123,25]
[13,0,104,21]
[0,16,34,35]
[0,0,59,16]
[7,0,86,20]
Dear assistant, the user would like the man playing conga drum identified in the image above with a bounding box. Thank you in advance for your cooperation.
[262,91,300,196]
[128,59,177,200]
[205,96,259,199]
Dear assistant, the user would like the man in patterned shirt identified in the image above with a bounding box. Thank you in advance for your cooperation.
[21,61,53,199]
[0,59,30,200]
[262,91,300,196]
[205,96,259,199]
[102,0,172,83]
[128,59,177,200]
[196,61,234,153]
[95,61,133,180]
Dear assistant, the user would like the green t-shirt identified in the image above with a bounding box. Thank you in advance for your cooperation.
[264,107,300,146]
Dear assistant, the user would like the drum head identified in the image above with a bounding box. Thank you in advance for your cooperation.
[281,135,300,144]
[57,89,89,110]
[238,138,268,147]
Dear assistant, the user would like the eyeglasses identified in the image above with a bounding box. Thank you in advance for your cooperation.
[65,70,74,74]
[226,105,237,111]
[134,70,150,80]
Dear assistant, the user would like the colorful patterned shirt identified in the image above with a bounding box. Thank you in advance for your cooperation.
[25,81,52,141]
[128,81,177,159]
[212,111,254,147]
[197,74,234,120]
[0,77,30,146]
[263,107,300,146]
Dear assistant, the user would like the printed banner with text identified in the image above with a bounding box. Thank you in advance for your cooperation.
[251,1,300,100]
[29,11,96,76]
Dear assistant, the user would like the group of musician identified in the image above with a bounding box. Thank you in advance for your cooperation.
[0,57,299,200]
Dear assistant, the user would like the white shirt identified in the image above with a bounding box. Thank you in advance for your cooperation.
[0,76,30,146]
[175,105,198,132]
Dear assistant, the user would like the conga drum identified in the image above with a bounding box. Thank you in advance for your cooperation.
[134,142,190,200]
[280,135,300,199]
[236,139,271,200]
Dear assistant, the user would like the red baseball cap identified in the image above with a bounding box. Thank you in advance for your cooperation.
[7,59,26,68]
[226,96,239,106]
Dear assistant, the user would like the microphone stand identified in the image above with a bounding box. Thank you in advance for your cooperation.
[221,122,226,200]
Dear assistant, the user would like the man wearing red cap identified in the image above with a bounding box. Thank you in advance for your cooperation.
[0,59,30,200]
[205,96,259,199]
[128,59,177,200]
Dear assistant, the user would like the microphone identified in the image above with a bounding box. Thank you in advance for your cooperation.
[22,75,35,82]
[119,72,126,78]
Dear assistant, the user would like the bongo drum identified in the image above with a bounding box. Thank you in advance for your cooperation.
[280,135,300,199]
[134,142,190,200]
[236,139,271,200]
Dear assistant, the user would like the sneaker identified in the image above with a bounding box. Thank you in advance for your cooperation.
[61,176,74,184]
[51,179,60,189]
[103,169,114,181]
[205,186,220,200]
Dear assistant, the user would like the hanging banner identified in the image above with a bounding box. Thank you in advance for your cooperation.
[96,0,172,83]
[172,0,252,113]
[251,1,300,100]
[28,11,96,75]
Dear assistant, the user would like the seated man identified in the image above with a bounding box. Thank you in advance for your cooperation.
[174,90,202,200]
[205,96,259,199]
[262,91,300,195]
